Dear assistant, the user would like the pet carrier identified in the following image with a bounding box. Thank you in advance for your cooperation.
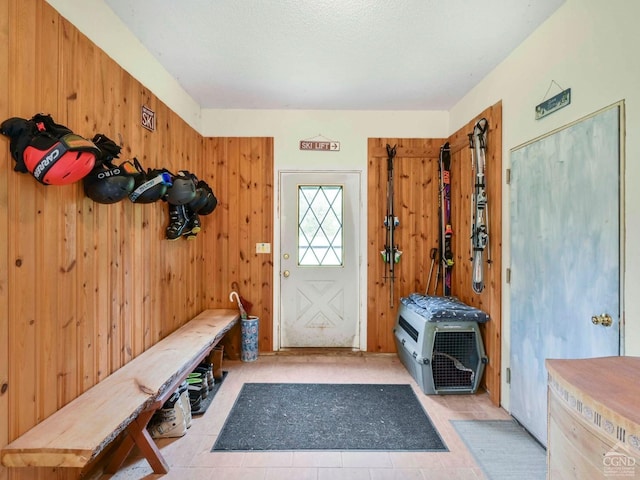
[393,294,489,395]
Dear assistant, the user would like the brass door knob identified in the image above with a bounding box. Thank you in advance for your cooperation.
[591,313,613,327]
[283,270,290,278]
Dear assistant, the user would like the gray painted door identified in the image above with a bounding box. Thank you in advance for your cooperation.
[509,105,621,444]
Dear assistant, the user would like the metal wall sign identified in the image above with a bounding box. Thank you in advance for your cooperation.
[299,140,340,151]
[535,88,571,120]
[141,105,156,131]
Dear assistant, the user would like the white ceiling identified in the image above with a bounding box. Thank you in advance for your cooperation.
[103,0,565,111]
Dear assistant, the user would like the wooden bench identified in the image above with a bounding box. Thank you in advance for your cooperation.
[0,309,238,475]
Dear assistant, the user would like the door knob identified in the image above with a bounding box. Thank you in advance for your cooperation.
[283,270,290,278]
[591,313,613,327]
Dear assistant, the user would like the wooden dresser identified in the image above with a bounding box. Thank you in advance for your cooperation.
[546,356,640,479]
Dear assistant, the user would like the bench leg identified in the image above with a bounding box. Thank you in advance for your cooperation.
[105,408,169,475]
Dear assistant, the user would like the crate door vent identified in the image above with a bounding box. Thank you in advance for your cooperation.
[432,331,478,390]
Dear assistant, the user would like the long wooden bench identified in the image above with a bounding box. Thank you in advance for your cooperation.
[1,309,238,475]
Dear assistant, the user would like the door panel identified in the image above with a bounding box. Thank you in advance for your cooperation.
[280,172,360,348]
[509,105,621,445]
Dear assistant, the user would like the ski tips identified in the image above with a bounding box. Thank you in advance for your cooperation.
[386,144,397,159]
[474,117,489,132]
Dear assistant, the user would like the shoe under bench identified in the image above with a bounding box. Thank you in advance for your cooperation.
[0,308,239,476]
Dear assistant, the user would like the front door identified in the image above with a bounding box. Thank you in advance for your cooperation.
[509,104,622,444]
[279,171,360,348]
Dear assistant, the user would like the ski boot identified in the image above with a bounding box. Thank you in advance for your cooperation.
[147,390,188,438]
[186,373,206,413]
[177,381,192,428]
[183,208,201,240]
[165,203,190,240]
[195,362,214,390]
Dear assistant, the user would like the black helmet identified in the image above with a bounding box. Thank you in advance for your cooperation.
[83,160,136,204]
[83,134,136,204]
[164,170,197,205]
[128,158,172,204]
[196,180,218,215]
[187,185,209,212]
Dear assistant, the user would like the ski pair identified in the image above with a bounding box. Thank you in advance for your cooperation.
[429,143,454,297]
[469,118,490,294]
[381,144,402,307]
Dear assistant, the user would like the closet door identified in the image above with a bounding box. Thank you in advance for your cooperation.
[509,104,622,444]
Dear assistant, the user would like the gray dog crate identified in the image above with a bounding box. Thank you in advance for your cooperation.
[393,294,489,395]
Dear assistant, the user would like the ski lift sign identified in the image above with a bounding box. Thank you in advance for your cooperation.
[299,140,340,151]
[535,88,571,120]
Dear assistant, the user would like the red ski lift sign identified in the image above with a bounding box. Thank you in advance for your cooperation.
[299,140,340,151]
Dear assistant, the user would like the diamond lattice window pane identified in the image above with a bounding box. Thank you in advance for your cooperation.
[298,185,343,266]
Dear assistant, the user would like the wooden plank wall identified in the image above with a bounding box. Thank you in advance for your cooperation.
[447,102,502,405]
[201,138,274,359]
[367,102,502,405]
[0,0,9,479]
[367,139,445,352]
[0,1,209,478]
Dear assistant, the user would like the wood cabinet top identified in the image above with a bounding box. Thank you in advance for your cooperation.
[546,356,640,429]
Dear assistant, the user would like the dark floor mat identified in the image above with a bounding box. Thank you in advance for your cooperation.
[212,383,447,452]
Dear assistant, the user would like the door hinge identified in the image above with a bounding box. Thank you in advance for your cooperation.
[506,367,511,384]
[506,168,511,185]
[506,268,511,284]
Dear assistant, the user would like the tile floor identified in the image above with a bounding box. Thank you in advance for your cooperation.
[97,353,512,480]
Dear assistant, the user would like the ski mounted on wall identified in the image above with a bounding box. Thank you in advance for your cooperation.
[381,144,402,307]
[438,142,454,296]
[469,118,490,294]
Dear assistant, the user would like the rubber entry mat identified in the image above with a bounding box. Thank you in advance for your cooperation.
[212,383,447,451]
[451,420,546,479]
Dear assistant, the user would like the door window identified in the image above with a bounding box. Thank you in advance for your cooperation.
[298,185,343,266]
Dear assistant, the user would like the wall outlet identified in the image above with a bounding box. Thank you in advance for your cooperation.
[256,242,271,254]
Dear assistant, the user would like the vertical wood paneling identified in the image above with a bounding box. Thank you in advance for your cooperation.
[367,106,502,406]
[258,138,273,350]
[219,138,241,357]
[57,12,83,412]
[8,0,40,447]
[202,138,274,359]
[250,137,272,351]
[367,139,443,352]
[447,102,502,405]
[2,3,209,478]
[28,0,54,438]
[0,0,9,477]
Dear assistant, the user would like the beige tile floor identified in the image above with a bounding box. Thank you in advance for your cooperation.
[98,353,511,480]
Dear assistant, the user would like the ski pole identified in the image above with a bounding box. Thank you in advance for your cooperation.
[426,247,437,295]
